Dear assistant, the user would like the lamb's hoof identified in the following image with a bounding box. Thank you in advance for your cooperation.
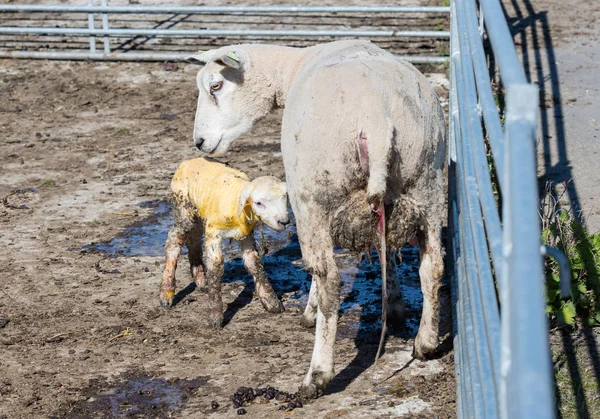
[261,297,285,314]
[195,285,208,293]
[413,332,440,360]
[299,314,316,329]
[159,290,174,308]
[207,315,224,329]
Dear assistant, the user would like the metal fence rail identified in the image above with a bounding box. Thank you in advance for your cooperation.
[449,0,558,418]
[0,3,450,63]
[0,1,566,418]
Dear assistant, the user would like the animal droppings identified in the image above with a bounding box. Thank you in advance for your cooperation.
[229,385,303,414]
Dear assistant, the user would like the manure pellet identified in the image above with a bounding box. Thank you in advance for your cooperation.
[211,400,219,409]
[237,408,247,415]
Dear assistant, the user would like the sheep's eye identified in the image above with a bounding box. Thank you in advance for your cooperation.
[209,81,223,94]
[256,201,265,208]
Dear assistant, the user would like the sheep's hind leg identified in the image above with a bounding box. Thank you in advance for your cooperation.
[387,251,405,322]
[300,278,318,328]
[298,227,340,400]
[160,227,187,308]
[413,224,443,359]
[204,232,224,328]
[187,224,206,291]
[240,236,284,313]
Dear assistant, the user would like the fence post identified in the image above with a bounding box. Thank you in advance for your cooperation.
[87,0,96,53]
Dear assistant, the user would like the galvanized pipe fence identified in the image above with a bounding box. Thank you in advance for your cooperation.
[0,3,450,63]
[449,0,569,418]
[0,1,571,418]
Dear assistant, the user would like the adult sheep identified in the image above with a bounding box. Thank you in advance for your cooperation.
[186,40,446,399]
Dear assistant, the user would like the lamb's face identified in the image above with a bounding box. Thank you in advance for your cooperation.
[188,49,274,155]
[249,177,289,232]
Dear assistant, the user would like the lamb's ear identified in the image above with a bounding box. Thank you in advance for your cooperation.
[215,51,244,70]
[238,185,252,218]
[185,50,215,66]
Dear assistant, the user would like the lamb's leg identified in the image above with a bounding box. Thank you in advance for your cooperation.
[298,227,340,399]
[186,224,206,291]
[204,232,224,328]
[387,251,405,322]
[414,224,443,359]
[300,278,318,328]
[240,235,284,313]
[159,226,187,308]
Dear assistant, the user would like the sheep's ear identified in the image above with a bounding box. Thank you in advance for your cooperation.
[185,50,214,66]
[215,51,244,70]
[238,186,252,218]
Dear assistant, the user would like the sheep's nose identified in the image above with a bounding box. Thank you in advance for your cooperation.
[195,138,205,151]
[279,219,290,227]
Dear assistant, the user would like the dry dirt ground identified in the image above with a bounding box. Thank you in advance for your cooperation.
[0,48,453,418]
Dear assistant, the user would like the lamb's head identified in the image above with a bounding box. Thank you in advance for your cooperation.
[187,46,276,155]
[239,176,289,232]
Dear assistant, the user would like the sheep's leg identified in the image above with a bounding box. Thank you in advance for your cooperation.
[186,224,206,291]
[414,224,443,359]
[387,251,405,322]
[240,236,284,313]
[159,227,187,308]
[300,277,318,328]
[298,230,340,399]
[203,232,224,328]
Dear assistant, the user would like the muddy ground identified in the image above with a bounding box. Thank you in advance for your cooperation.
[0,49,453,418]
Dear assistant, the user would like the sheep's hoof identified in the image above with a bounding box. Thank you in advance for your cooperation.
[298,371,331,400]
[261,297,285,314]
[299,314,316,329]
[159,290,174,308]
[195,285,208,293]
[207,313,224,329]
[413,332,440,360]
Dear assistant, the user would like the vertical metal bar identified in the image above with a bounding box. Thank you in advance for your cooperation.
[101,0,110,54]
[87,0,96,54]
[501,84,555,419]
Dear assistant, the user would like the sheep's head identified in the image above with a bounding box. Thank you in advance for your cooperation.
[187,47,275,155]
[240,177,289,232]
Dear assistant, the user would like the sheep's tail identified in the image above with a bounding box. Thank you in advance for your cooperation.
[356,121,392,380]
[372,203,387,380]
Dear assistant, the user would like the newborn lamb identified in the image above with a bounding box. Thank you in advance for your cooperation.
[159,157,289,327]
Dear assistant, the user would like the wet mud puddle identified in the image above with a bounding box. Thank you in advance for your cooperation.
[79,200,424,339]
[68,373,209,418]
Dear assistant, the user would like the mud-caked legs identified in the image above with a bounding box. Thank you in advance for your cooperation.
[159,227,187,308]
[414,224,443,359]
[301,277,318,328]
[297,224,341,399]
[186,224,206,290]
[204,232,224,328]
[240,236,284,313]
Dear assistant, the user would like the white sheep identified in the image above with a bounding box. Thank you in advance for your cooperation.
[186,40,446,398]
[159,157,289,327]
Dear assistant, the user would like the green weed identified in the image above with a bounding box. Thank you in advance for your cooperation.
[41,178,56,187]
[541,183,600,327]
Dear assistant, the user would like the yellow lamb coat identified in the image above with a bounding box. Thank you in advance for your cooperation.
[170,158,257,239]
